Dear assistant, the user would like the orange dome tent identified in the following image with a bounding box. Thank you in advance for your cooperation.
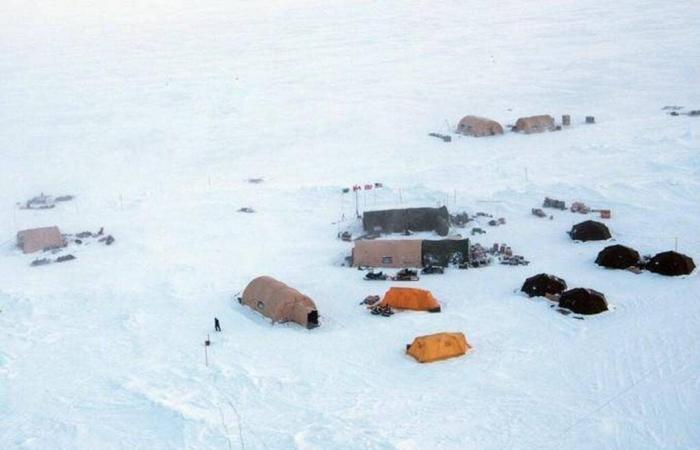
[380,287,441,312]
[406,332,471,363]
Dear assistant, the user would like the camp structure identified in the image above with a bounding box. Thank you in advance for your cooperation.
[379,287,441,312]
[406,332,470,363]
[17,226,66,254]
[558,288,608,315]
[521,273,567,298]
[421,238,470,266]
[455,116,504,137]
[362,206,449,236]
[239,276,319,328]
[513,115,556,134]
[645,251,695,276]
[595,244,641,269]
[353,240,422,268]
[569,220,611,242]
[353,238,469,268]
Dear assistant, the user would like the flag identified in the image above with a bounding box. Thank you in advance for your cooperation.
[342,188,350,193]
[364,184,373,190]
[374,182,383,188]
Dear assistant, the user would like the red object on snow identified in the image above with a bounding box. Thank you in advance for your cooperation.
[600,210,611,219]
[364,184,373,190]
[353,185,361,191]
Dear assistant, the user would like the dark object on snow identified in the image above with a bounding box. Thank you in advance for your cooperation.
[362,206,450,236]
[421,265,444,274]
[421,239,469,266]
[558,288,608,315]
[214,317,221,332]
[238,207,255,213]
[521,273,567,298]
[392,268,419,281]
[360,295,381,306]
[645,251,695,276]
[364,270,388,281]
[247,178,264,184]
[428,132,452,142]
[30,258,51,267]
[688,110,700,116]
[569,220,611,242]
[470,227,485,235]
[76,231,92,239]
[56,254,76,263]
[532,208,546,218]
[74,239,82,245]
[369,304,394,316]
[595,245,641,270]
[24,194,55,210]
[488,219,498,226]
[339,231,352,242]
[543,197,566,210]
[98,235,115,245]
[585,116,595,124]
[55,195,74,202]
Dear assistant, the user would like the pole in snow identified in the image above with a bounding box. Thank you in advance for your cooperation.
[355,190,360,218]
[204,334,211,367]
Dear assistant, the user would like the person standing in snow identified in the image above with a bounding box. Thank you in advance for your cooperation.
[214,317,221,332]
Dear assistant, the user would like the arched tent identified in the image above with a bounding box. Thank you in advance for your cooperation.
[595,245,641,269]
[558,288,608,315]
[406,332,470,363]
[380,287,441,312]
[240,276,319,328]
[455,116,504,137]
[646,251,695,276]
[513,115,556,134]
[570,220,611,242]
[521,273,567,298]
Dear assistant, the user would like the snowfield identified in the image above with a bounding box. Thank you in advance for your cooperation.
[1,0,700,449]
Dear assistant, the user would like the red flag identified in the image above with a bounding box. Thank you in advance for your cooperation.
[353,185,361,191]
[364,184,373,190]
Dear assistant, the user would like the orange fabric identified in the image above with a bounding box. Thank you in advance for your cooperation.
[407,332,470,363]
[380,287,440,311]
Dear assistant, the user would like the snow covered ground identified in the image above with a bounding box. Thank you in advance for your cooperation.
[1,0,699,448]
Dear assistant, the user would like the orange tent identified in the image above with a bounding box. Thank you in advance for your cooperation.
[407,332,471,363]
[380,287,441,312]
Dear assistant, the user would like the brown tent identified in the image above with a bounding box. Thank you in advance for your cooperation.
[455,116,504,137]
[240,276,319,328]
[17,226,66,254]
[514,115,556,134]
[380,287,441,312]
[407,332,470,363]
[353,240,422,268]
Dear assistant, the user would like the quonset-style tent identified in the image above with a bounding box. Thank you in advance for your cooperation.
[380,287,441,312]
[455,116,504,137]
[595,244,641,269]
[352,240,422,268]
[17,226,66,254]
[646,251,695,276]
[521,273,567,298]
[362,206,449,236]
[406,332,470,363]
[558,288,608,315]
[513,115,556,134]
[240,276,319,328]
[569,220,611,242]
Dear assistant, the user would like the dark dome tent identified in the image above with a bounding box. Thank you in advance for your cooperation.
[558,288,608,315]
[646,251,695,276]
[595,245,641,269]
[569,220,611,242]
[521,273,567,298]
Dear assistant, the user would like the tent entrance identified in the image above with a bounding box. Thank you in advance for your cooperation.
[307,310,319,329]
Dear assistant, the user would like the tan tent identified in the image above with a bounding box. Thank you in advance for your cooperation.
[17,226,66,254]
[353,240,422,268]
[240,276,319,328]
[380,287,441,312]
[407,332,470,363]
[455,116,504,137]
[514,115,556,134]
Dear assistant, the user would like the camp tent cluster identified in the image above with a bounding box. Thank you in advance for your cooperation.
[521,274,608,315]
